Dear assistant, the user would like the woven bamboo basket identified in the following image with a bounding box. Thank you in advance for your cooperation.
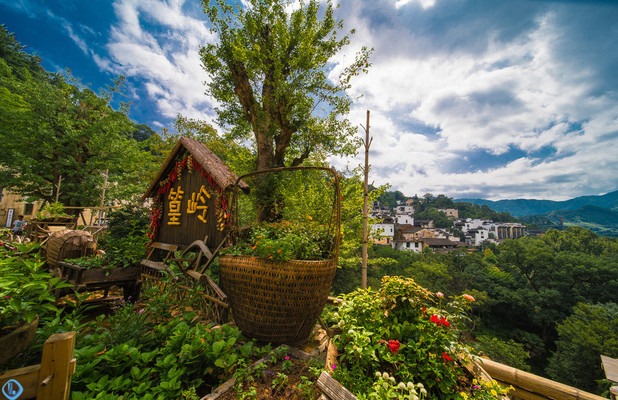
[220,255,337,344]
[46,229,97,268]
[220,166,342,345]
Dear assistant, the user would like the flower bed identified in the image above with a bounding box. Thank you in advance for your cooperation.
[328,276,512,400]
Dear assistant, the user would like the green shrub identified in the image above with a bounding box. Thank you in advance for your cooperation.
[470,336,531,371]
[546,302,618,394]
[330,276,496,400]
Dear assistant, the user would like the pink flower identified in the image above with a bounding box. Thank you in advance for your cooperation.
[463,294,475,302]
[285,356,290,360]
[331,364,336,370]
[436,292,444,298]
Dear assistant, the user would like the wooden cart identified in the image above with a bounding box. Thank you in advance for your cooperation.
[54,261,141,302]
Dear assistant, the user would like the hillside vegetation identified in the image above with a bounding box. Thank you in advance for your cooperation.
[520,205,618,237]
[457,189,618,216]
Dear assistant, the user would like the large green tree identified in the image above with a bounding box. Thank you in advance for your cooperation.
[0,26,152,206]
[200,0,371,220]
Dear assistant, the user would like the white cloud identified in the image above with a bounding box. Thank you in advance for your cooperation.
[102,0,216,124]
[329,3,618,200]
[394,0,436,10]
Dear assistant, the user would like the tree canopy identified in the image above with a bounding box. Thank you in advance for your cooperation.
[0,26,155,206]
[200,0,371,220]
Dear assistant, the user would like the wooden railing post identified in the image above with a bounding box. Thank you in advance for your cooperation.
[0,331,76,400]
[37,331,76,400]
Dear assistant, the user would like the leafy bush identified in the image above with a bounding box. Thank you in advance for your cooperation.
[0,244,67,331]
[330,276,495,400]
[69,204,150,270]
[72,310,264,399]
[470,336,531,371]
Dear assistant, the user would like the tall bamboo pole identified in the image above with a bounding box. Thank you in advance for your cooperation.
[361,110,372,289]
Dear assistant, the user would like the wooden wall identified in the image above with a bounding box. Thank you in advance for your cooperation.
[157,166,228,250]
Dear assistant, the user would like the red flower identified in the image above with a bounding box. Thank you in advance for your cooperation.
[430,315,439,324]
[387,340,401,353]
[442,319,450,327]
[442,352,453,362]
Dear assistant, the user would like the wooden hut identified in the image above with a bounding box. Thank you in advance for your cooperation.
[142,136,248,250]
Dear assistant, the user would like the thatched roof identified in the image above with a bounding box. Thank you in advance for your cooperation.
[142,136,249,200]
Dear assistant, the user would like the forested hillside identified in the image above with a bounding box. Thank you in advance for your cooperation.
[458,190,618,216]
[332,226,618,395]
[519,205,618,237]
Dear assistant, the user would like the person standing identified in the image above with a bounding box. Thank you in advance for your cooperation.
[11,215,26,243]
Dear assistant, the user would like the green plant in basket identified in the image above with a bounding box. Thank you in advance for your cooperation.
[221,219,334,262]
[35,202,70,220]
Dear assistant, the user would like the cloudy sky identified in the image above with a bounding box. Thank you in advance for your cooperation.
[2,0,617,201]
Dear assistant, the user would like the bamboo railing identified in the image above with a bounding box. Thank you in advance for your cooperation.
[479,358,607,400]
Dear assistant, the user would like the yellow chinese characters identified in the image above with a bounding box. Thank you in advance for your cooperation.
[167,185,184,225]
[187,185,211,223]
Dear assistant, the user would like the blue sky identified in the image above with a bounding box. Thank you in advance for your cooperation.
[1,0,617,201]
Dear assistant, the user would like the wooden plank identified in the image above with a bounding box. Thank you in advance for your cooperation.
[37,331,76,400]
[140,260,167,271]
[0,364,41,399]
[150,242,178,252]
[316,371,358,400]
[602,355,618,383]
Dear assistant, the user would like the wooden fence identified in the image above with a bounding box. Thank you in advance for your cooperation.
[0,332,76,400]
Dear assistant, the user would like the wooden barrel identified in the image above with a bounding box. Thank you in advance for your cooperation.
[46,230,97,268]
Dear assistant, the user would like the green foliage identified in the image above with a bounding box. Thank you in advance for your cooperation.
[71,204,151,269]
[222,220,333,261]
[331,276,481,399]
[35,202,70,219]
[71,302,267,399]
[201,0,371,167]
[359,226,618,381]
[0,244,68,331]
[414,207,452,228]
[470,336,530,371]
[201,0,372,220]
[546,302,618,394]
[0,27,157,206]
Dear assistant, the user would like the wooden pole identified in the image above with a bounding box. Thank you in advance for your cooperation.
[54,175,62,203]
[360,110,372,290]
[98,169,108,225]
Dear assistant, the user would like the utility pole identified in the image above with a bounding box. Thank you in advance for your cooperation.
[360,110,372,289]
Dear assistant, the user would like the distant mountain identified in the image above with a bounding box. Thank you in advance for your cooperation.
[456,190,618,217]
[518,205,618,237]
